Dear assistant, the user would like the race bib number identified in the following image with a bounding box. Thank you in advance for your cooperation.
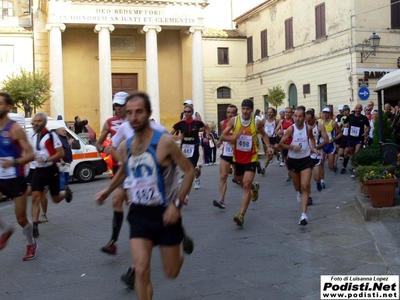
[128,177,162,206]
[222,142,233,156]
[236,135,252,152]
[0,157,16,179]
[266,127,274,137]
[350,126,360,137]
[182,144,195,158]
[342,128,349,136]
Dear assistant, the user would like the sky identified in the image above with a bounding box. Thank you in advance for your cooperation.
[203,0,266,29]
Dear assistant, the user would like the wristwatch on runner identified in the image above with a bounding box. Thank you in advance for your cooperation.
[174,199,184,209]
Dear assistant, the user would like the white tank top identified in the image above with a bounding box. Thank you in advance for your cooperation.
[289,123,310,159]
[264,119,276,137]
[310,122,321,159]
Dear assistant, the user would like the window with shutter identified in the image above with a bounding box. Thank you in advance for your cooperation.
[315,3,326,39]
[261,29,268,59]
[217,47,229,65]
[285,18,293,50]
[391,0,400,29]
[247,36,253,63]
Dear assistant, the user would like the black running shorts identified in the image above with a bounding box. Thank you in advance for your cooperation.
[0,177,27,199]
[220,155,233,164]
[287,156,314,173]
[31,164,60,196]
[127,204,184,246]
[234,162,257,177]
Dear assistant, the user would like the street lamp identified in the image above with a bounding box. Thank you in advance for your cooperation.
[361,32,381,63]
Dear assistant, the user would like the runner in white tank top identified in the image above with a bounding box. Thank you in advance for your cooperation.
[279,107,317,226]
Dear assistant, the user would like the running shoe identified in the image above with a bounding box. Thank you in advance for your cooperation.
[333,165,339,175]
[340,168,347,175]
[39,213,48,223]
[269,158,274,164]
[285,174,292,182]
[321,182,326,189]
[183,234,194,254]
[256,162,261,174]
[279,161,286,167]
[33,227,39,238]
[233,213,244,226]
[232,178,241,185]
[23,241,38,261]
[299,215,308,226]
[101,243,117,255]
[308,197,313,205]
[350,170,356,178]
[194,178,201,189]
[316,182,322,192]
[121,266,135,289]
[65,187,73,203]
[213,199,225,209]
[297,191,302,202]
[0,228,15,250]
[261,168,265,175]
[251,182,260,202]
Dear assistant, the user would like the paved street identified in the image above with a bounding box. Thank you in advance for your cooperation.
[0,158,399,300]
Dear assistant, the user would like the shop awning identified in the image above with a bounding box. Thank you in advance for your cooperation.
[374,69,400,92]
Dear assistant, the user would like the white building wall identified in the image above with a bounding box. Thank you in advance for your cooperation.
[203,37,247,124]
[0,34,34,86]
[235,0,400,115]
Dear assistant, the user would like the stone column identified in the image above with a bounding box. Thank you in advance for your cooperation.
[94,24,115,126]
[141,25,161,123]
[45,23,66,118]
[189,26,205,119]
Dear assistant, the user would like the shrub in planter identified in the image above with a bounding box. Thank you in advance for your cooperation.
[350,146,382,168]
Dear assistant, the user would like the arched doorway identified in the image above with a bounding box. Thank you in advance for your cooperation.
[288,84,298,109]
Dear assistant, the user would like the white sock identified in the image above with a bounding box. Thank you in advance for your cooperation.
[321,179,325,183]
[301,213,308,219]
[23,221,35,245]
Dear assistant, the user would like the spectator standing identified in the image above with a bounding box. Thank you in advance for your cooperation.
[74,116,88,134]
[209,123,218,164]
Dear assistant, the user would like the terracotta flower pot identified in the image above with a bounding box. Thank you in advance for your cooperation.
[364,177,397,207]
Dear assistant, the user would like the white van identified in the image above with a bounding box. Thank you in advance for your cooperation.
[8,114,107,182]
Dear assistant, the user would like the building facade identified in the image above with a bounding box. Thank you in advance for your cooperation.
[233,0,400,115]
[0,0,33,102]
[33,0,210,132]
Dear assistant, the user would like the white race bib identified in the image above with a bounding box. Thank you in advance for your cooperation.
[128,176,162,206]
[266,127,274,137]
[343,128,349,136]
[182,144,195,158]
[350,126,360,137]
[222,142,234,157]
[0,157,17,179]
[236,135,252,152]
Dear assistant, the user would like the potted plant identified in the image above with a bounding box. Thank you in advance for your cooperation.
[363,166,397,207]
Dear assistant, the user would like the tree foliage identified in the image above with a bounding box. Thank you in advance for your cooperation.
[1,69,51,117]
[372,112,396,146]
[266,85,286,109]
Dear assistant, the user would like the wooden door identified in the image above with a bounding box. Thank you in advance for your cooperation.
[217,104,230,135]
[112,73,138,95]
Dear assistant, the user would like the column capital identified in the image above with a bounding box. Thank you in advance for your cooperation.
[45,23,66,32]
[94,24,115,33]
[140,25,162,34]
[189,26,205,34]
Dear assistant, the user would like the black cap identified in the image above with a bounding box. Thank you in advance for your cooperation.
[343,105,350,111]
[241,99,254,109]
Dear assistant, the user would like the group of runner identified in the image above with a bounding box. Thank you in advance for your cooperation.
[0,90,372,300]
[210,101,370,227]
